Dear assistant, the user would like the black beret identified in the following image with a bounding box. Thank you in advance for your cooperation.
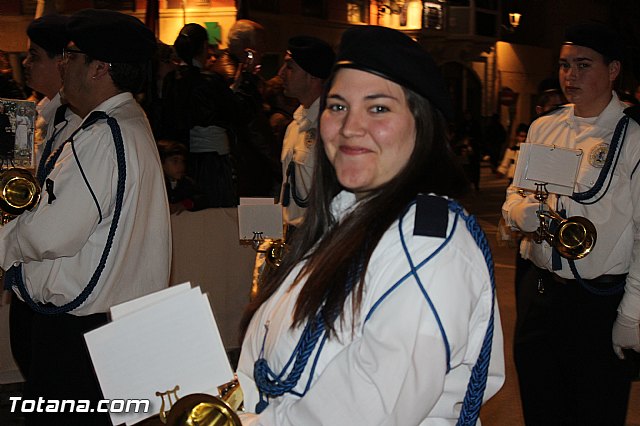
[27,14,69,55]
[67,9,156,63]
[288,36,335,79]
[563,22,624,61]
[334,26,452,119]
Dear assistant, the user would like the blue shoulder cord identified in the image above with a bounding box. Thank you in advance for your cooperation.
[564,115,629,296]
[253,199,496,426]
[6,111,127,315]
[447,200,496,426]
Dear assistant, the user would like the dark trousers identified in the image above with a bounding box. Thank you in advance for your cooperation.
[9,295,112,426]
[513,266,634,426]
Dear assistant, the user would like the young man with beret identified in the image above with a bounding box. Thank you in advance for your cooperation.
[22,14,82,175]
[3,9,171,425]
[278,36,335,229]
[502,22,640,425]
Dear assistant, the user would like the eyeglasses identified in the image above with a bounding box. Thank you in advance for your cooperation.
[62,47,85,60]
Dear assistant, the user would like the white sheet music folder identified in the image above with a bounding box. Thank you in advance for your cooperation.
[238,197,283,240]
[84,284,234,426]
[512,143,583,196]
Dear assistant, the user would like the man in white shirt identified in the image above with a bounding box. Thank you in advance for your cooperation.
[502,22,639,425]
[251,37,334,292]
[278,36,335,229]
[23,14,80,159]
[3,10,171,425]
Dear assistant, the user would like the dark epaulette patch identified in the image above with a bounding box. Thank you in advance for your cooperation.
[624,105,640,126]
[414,194,448,238]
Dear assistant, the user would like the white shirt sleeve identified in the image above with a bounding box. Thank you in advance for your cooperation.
[0,125,114,268]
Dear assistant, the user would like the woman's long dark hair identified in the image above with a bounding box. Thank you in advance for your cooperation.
[240,80,468,341]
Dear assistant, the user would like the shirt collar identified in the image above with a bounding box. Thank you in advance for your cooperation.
[293,97,320,131]
[566,91,625,132]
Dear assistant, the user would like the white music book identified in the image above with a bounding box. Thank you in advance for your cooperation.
[84,283,234,425]
[512,142,583,196]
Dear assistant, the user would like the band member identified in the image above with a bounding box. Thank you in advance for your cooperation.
[503,22,640,425]
[237,25,504,425]
[3,9,171,425]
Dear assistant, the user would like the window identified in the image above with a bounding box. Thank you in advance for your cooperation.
[423,2,444,29]
[347,0,367,23]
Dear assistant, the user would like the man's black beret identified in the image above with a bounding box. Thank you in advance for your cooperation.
[288,36,335,80]
[563,22,624,61]
[27,14,69,55]
[334,25,453,119]
[67,9,156,63]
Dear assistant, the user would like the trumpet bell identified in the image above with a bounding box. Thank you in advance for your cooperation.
[553,216,597,260]
[0,168,40,216]
[265,240,286,268]
[164,394,241,426]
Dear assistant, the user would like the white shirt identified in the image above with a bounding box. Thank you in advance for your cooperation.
[502,92,640,321]
[1,92,172,315]
[280,99,320,226]
[238,191,505,425]
[35,94,83,167]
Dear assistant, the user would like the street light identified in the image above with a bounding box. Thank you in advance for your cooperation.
[508,12,522,29]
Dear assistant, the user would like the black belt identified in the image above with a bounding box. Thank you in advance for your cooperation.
[539,267,627,287]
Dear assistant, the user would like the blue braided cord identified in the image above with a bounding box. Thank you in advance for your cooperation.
[254,315,325,399]
[294,333,329,397]
[11,114,127,315]
[447,200,496,426]
[572,116,628,203]
[253,242,366,412]
[567,260,625,296]
[397,200,456,373]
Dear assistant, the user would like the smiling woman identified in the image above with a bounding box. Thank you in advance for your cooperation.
[322,69,416,198]
[235,25,504,426]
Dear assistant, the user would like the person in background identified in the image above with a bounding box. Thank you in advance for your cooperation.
[3,10,171,425]
[212,19,282,197]
[535,88,567,116]
[262,75,298,153]
[484,112,507,172]
[162,23,243,207]
[22,14,81,161]
[157,139,206,214]
[502,22,640,425]
[496,122,529,181]
[0,50,25,100]
[140,41,178,139]
[237,25,504,425]
[278,35,335,231]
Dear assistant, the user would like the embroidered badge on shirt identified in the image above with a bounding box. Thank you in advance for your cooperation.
[588,143,609,168]
[304,128,316,148]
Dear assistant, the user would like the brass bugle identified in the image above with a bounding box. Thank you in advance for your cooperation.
[164,379,243,426]
[535,208,597,260]
[520,184,597,260]
[0,168,40,217]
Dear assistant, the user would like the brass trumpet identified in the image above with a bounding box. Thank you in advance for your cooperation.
[153,379,243,426]
[0,168,40,219]
[526,183,597,260]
